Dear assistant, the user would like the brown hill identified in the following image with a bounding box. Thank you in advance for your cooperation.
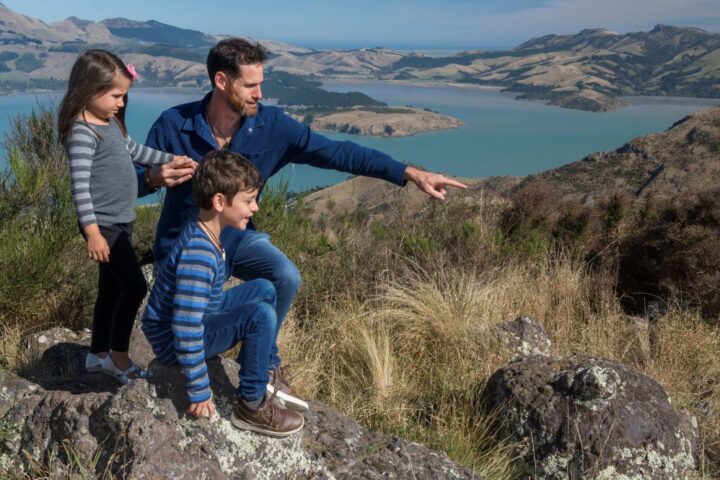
[303,106,720,215]
[511,106,720,203]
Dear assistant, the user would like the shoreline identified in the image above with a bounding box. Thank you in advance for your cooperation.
[320,77,505,92]
[1,84,719,108]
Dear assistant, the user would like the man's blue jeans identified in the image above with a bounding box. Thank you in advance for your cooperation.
[203,278,277,401]
[224,229,301,370]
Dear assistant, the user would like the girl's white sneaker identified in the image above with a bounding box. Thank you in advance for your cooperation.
[99,355,148,385]
[85,352,104,373]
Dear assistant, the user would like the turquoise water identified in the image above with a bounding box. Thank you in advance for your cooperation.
[1,86,718,197]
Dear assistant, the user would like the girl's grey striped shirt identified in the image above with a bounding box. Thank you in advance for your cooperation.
[66,120,173,227]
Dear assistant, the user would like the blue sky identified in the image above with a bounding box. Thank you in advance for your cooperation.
[4,0,719,50]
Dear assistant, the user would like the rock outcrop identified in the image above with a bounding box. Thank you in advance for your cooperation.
[480,355,698,479]
[0,328,475,479]
[490,315,552,359]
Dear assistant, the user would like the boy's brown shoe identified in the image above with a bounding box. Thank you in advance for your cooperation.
[267,366,309,413]
[231,394,304,437]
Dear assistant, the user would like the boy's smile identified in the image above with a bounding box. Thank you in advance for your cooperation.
[220,188,259,230]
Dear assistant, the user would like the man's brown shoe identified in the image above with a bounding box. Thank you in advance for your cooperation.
[267,366,309,413]
[231,394,304,437]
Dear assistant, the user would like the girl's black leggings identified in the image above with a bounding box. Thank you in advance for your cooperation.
[89,223,147,354]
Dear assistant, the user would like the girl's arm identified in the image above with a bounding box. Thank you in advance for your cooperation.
[67,124,110,262]
[125,135,174,166]
[67,123,99,227]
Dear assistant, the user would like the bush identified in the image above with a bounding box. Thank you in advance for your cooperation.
[617,189,720,321]
[0,104,96,332]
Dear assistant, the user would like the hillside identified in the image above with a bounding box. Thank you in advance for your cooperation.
[303,106,720,215]
[0,2,717,112]
[0,5,410,117]
[269,25,720,112]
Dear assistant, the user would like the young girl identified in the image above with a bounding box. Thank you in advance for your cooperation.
[58,49,192,384]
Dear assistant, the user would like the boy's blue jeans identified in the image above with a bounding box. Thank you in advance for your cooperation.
[223,229,301,371]
[203,278,277,401]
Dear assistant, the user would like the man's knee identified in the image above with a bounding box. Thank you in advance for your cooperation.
[253,278,277,306]
[274,262,301,294]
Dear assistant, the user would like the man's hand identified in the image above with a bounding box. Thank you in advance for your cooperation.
[404,166,467,200]
[147,156,198,188]
[187,399,215,419]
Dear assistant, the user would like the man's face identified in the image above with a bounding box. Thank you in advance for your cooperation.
[224,63,264,117]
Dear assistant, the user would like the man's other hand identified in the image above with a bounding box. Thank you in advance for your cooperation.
[147,156,198,188]
[404,166,467,200]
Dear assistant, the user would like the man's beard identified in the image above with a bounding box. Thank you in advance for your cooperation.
[226,89,258,117]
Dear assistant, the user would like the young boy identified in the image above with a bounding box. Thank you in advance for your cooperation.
[142,150,303,436]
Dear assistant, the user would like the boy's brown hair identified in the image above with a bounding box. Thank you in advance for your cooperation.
[193,150,262,209]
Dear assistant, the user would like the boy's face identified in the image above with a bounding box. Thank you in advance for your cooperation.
[220,188,259,230]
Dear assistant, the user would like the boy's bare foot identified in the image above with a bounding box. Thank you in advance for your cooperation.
[231,394,304,437]
[267,367,309,413]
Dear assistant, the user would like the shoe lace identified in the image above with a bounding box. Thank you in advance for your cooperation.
[258,389,281,424]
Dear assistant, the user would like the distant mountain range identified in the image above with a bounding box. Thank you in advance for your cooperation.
[268,25,720,112]
[0,2,718,112]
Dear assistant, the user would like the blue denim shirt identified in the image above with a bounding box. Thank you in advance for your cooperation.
[139,92,408,267]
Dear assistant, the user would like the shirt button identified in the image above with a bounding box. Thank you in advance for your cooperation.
[248,128,253,134]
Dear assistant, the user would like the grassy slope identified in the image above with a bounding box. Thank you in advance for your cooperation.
[1,106,720,477]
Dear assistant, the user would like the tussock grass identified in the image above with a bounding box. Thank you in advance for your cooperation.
[278,250,720,477]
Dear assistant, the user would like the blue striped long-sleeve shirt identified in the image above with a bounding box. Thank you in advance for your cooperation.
[142,222,225,403]
[66,120,172,227]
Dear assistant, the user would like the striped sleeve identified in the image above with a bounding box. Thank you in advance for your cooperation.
[172,240,217,403]
[67,123,98,227]
[125,135,173,166]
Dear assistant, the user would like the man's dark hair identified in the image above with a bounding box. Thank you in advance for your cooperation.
[193,150,262,209]
[207,38,267,87]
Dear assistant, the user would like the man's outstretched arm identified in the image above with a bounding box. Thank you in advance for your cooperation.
[282,113,467,198]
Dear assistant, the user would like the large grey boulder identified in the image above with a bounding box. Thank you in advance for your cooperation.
[480,355,698,479]
[0,328,476,479]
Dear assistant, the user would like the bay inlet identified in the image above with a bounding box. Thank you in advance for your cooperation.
[0,84,717,201]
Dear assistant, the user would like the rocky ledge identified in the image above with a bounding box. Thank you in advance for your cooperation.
[307,106,463,137]
[0,328,474,479]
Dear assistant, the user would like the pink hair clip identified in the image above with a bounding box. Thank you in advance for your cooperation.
[126,64,138,80]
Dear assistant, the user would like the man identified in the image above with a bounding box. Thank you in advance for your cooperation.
[137,38,466,407]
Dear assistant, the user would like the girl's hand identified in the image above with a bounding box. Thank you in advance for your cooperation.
[86,232,110,263]
[188,399,215,419]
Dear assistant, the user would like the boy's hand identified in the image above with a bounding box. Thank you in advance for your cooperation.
[188,399,215,419]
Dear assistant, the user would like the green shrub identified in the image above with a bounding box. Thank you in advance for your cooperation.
[0,105,96,332]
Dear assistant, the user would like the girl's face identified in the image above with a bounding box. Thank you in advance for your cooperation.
[86,73,132,121]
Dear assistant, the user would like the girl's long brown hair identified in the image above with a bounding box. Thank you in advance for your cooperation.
[58,49,134,146]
